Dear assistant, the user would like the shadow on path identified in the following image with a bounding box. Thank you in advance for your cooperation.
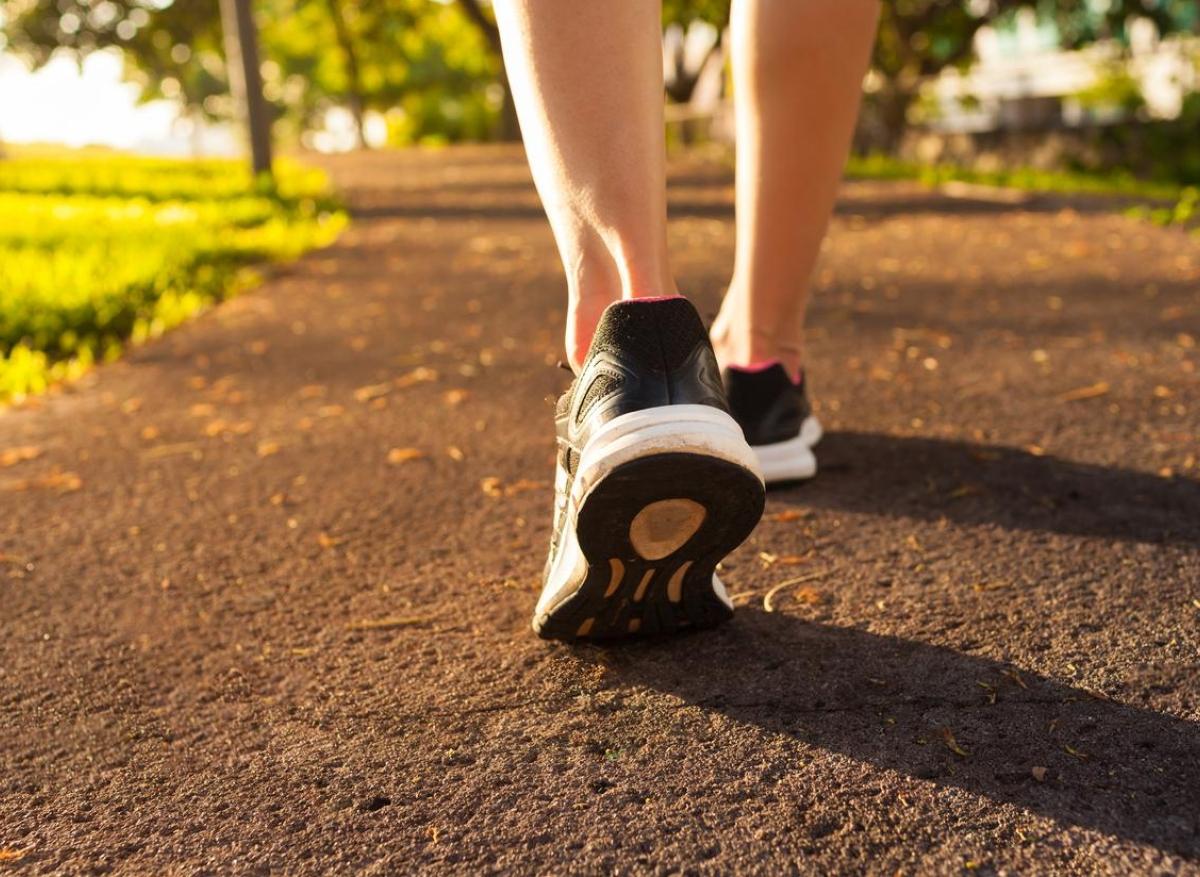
[602,615,1200,857]
[775,432,1200,547]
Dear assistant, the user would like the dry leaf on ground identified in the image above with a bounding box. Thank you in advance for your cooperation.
[388,448,425,465]
[395,367,438,388]
[1,469,82,493]
[940,727,970,757]
[354,383,391,403]
[0,446,41,468]
[1057,381,1110,402]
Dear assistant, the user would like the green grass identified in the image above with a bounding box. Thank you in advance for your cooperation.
[845,154,1198,228]
[0,153,345,402]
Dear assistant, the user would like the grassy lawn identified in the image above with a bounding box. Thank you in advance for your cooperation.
[845,154,1200,229]
[0,150,345,402]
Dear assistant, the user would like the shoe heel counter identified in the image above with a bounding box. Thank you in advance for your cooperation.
[724,364,805,445]
[577,297,729,424]
[650,299,730,413]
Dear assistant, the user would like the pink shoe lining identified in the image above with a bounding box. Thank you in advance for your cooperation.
[726,358,804,384]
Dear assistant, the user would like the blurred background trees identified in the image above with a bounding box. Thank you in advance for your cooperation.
[2,0,1198,179]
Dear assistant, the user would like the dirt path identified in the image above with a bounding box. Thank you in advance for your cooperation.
[2,146,1198,875]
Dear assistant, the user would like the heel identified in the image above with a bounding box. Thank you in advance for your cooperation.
[535,450,764,640]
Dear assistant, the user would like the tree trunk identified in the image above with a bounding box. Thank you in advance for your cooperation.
[456,0,520,142]
[327,0,368,149]
[496,69,521,142]
[876,81,916,155]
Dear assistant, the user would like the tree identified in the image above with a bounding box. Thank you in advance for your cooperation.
[454,0,519,140]
[3,0,510,147]
[665,0,1197,151]
[3,0,228,126]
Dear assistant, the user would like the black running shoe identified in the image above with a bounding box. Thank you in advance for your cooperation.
[534,297,766,641]
[722,362,823,484]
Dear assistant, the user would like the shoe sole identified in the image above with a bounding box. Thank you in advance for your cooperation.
[534,407,765,641]
[754,415,823,485]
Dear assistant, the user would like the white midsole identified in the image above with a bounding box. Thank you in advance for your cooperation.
[571,404,763,508]
[753,416,823,483]
[536,405,760,618]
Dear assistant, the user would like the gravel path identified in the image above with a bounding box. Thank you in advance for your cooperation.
[2,146,1197,874]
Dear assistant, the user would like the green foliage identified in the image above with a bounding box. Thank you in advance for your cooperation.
[2,0,229,118]
[846,153,1183,198]
[1073,64,1146,116]
[257,0,501,143]
[0,154,345,402]
[2,0,504,144]
[847,153,1199,230]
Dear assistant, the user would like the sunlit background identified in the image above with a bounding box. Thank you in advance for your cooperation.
[0,0,1197,402]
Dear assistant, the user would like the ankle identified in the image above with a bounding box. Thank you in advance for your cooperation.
[710,307,804,380]
[564,254,676,371]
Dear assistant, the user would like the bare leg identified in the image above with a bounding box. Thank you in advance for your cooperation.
[711,0,879,377]
[494,0,673,370]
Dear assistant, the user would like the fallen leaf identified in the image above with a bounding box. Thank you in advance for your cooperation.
[1,469,82,493]
[1057,381,1110,403]
[394,367,438,388]
[1001,668,1028,689]
[388,447,425,465]
[204,420,253,437]
[0,446,41,468]
[503,479,548,496]
[940,726,970,757]
[1031,766,1048,782]
[354,383,391,403]
[142,442,199,460]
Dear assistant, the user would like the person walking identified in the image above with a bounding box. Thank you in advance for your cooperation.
[492,0,880,640]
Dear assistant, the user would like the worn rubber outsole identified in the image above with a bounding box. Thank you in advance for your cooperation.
[534,452,765,641]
